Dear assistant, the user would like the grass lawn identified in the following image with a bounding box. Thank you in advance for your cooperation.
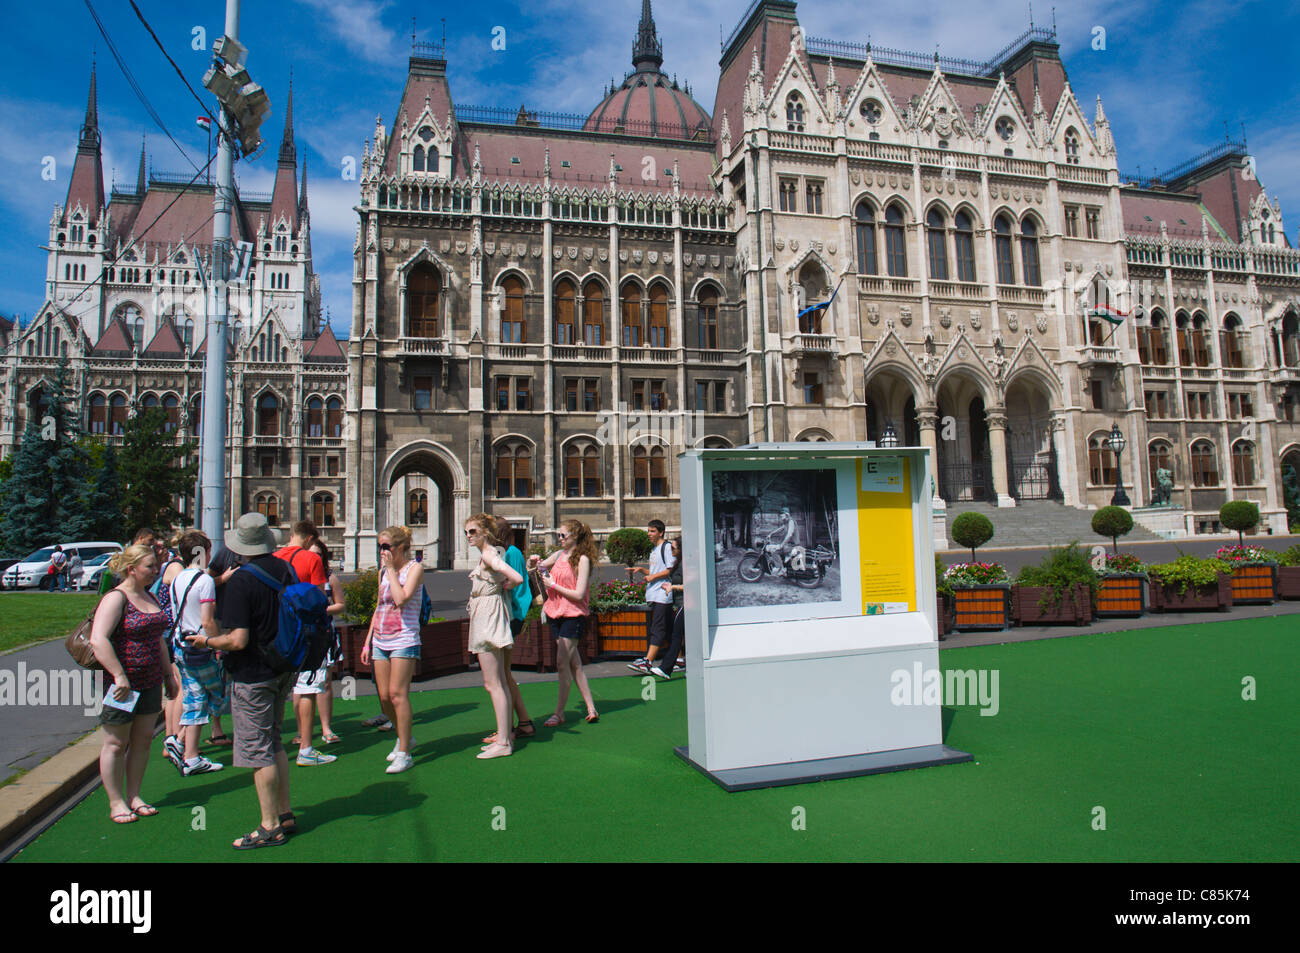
[12,616,1297,862]
[0,592,98,653]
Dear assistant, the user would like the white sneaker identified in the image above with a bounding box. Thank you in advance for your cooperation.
[386,751,414,774]
[385,739,408,762]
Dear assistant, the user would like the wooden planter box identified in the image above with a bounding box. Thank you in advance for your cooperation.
[936,594,951,640]
[594,606,652,657]
[521,616,598,672]
[1278,566,1300,600]
[1095,574,1146,618]
[1011,582,1094,626]
[335,622,367,675]
[951,586,1010,631]
[1227,563,1277,605]
[419,619,469,678]
[1148,573,1233,612]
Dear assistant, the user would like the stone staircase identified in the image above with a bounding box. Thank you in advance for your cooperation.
[939,500,1163,551]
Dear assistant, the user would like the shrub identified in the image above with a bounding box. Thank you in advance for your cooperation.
[343,569,379,625]
[1219,500,1260,545]
[942,562,1008,587]
[1014,541,1100,608]
[1091,505,1134,555]
[1146,554,1231,594]
[951,512,994,561]
[935,554,953,598]
[605,527,652,567]
[1274,544,1300,568]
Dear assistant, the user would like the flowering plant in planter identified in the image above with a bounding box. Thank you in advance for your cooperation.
[1146,554,1231,595]
[1275,544,1300,568]
[1213,545,1272,565]
[589,578,648,613]
[942,562,1008,587]
[1101,552,1146,576]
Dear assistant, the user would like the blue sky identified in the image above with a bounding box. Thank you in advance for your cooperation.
[2,0,1296,338]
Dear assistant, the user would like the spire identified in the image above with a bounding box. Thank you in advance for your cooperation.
[135,136,147,195]
[632,0,663,72]
[298,159,309,215]
[79,62,100,149]
[278,75,296,164]
[64,63,105,224]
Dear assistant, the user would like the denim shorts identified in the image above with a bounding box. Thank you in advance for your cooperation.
[372,644,420,661]
[549,616,587,642]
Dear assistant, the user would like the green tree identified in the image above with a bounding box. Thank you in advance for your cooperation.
[119,407,198,532]
[1091,505,1134,555]
[1219,500,1260,546]
[951,511,994,562]
[83,443,126,541]
[0,418,54,557]
[605,527,651,568]
[45,359,92,540]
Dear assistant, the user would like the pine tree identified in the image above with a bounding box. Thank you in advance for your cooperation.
[119,407,198,532]
[83,443,126,541]
[46,358,92,540]
[0,418,54,557]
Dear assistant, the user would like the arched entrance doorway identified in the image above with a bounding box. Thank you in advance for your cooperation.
[864,368,921,446]
[380,442,466,570]
[1282,447,1300,533]
[935,373,993,503]
[1004,375,1061,500]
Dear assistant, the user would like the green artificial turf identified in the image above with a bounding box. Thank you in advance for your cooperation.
[0,592,98,653]
[12,616,1298,862]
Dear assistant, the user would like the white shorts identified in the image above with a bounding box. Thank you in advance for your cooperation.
[294,664,331,695]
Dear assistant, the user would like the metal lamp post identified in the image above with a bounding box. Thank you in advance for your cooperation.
[1107,421,1131,506]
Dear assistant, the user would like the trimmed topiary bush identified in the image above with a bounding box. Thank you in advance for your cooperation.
[1219,500,1260,545]
[1091,505,1134,555]
[951,512,994,562]
[605,527,652,568]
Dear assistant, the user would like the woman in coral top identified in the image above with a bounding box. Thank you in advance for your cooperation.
[528,519,599,726]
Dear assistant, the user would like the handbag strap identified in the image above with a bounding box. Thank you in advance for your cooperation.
[168,570,204,645]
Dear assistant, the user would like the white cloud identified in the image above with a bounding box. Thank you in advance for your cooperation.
[295,0,401,63]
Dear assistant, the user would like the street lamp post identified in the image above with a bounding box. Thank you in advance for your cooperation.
[1107,421,1131,506]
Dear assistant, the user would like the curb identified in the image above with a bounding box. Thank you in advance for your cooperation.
[0,731,101,854]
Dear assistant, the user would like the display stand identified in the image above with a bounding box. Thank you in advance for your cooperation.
[676,444,971,792]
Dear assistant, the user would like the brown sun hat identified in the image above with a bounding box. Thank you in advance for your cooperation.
[224,512,282,556]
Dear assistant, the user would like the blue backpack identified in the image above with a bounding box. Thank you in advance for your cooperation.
[419,585,434,628]
[242,562,332,676]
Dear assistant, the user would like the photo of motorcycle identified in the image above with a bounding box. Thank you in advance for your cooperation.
[736,544,835,589]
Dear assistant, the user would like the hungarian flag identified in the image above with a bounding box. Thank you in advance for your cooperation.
[1089,305,1128,326]
[797,277,844,325]
[196,115,211,133]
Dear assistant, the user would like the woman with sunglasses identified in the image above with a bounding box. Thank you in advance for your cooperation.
[360,525,424,773]
[528,520,599,726]
[464,514,524,759]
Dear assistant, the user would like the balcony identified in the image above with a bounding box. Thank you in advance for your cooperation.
[1079,345,1121,365]
[858,275,919,296]
[620,347,674,363]
[996,285,1047,304]
[792,333,836,356]
[553,345,611,361]
[488,343,535,360]
[929,280,984,301]
[398,337,447,356]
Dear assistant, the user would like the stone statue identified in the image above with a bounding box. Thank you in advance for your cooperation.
[1152,467,1173,505]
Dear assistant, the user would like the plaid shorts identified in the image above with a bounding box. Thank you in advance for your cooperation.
[179,653,230,726]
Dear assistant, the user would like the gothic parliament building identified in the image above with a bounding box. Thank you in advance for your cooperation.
[5,0,1299,569]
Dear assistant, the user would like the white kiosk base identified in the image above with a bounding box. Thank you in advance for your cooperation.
[675,743,972,793]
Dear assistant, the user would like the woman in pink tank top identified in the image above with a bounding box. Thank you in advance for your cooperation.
[529,519,599,726]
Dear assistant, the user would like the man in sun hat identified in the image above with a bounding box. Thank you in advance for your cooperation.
[187,512,297,849]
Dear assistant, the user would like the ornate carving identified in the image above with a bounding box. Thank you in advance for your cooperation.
[633,250,643,264]
[866,303,880,325]
[663,252,673,265]
[1035,312,1048,334]
[790,239,799,252]
[648,250,659,264]
[683,252,693,266]
[969,310,981,331]
[583,247,594,261]
[553,248,563,260]
[567,246,579,260]
[710,254,721,267]
[619,249,629,263]
[531,245,542,258]
[483,241,495,256]
[515,242,527,257]
[455,240,467,254]
[774,237,785,251]
[827,242,836,255]
[598,249,608,262]
[899,305,912,327]
[383,237,394,251]
[1006,311,1019,332]
[939,307,952,329]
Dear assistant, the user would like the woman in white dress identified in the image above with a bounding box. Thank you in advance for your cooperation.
[464,513,523,760]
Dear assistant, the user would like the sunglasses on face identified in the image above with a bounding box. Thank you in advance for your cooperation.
[379,543,391,552]
[465,528,481,537]
[557,533,569,540]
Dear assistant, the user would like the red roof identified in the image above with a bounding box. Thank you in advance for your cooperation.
[585,72,711,140]
[383,57,455,176]
[93,316,134,355]
[143,318,186,357]
[1120,189,1209,240]
[107,182,264,249]
[305,324,344,361]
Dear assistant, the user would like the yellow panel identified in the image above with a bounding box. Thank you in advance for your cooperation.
[856,457,916,614]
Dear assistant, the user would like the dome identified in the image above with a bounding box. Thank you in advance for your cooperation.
[584,1,712,140]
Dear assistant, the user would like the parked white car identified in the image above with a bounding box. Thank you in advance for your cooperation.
[76,552,116,591]
[0,541,122,590]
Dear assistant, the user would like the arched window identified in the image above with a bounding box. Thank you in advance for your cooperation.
[142,394,159,419]
[501,276,525,343]
[109,394,128,435]
[1191,441,1219,487]
[412,145,425,172]
[1064,128,1081,165]
[994,215,1016,284]
[1148,441,1173,485]
[163,395,179,434]
[1191,313,1211,367]
[257,393,279,437]
[255,492,280,526]
[884,204,907,277]
[1231,441,1256,486]
[648,284,669,348]
[954,211,976,282]
[182,318,194,349]
[798,263,826,333]
[786,94,805,132]
[1220,313,1245,368]
[326,397,343,438]
[1175,311,1192,366]
[697,287,719,349]
[564,442,601,497]
[926,208,948,280]
[555,280,576,345]
[89,394,107,434]
[133,317,145,348]
[1140,309,1170,365]
[855,202,878,275]
[190,395,201,431]
[1281,312,1300,367]
[306,397,323,437]
[1088,433,1117,485]
[1019,218,1041,287]
[632,445,668,496]
[407,264,441,338]
[582,280,605,346]
[311,492,336,527]
[407,489,428,525]
[621,284,642,347]
[494,442,533,498]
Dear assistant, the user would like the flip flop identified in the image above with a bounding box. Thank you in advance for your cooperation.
[585,712,600,724]
[233,825,286,850]
[207,734,234,747]
[320,732,341,744]
[516,719,536,737]
[543,714,564,727]
[130,803,158,817]
[111,811,137,824]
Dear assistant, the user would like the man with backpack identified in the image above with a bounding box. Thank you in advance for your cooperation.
[186,512,328,849]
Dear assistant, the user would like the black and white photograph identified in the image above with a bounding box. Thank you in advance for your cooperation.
[711,468,841,609]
